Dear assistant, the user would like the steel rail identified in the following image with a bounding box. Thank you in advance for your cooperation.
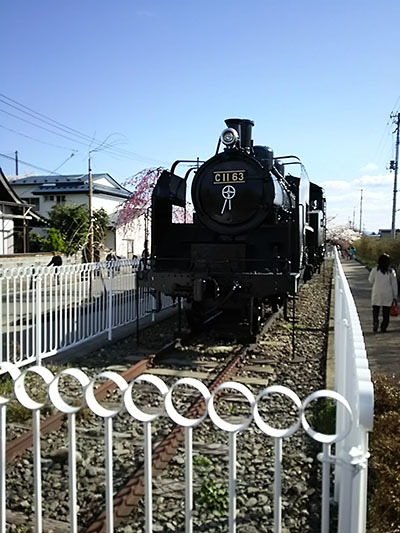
[5,357,154,463]
[86,314,277,532]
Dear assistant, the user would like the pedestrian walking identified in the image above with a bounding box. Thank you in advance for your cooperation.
[47,252,63,268]
[368,253,398,332]
[47,252,63,284]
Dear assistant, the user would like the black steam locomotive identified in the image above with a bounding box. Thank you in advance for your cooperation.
[142,118,326,332]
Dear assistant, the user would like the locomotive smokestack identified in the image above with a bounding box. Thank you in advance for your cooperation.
[240,119,254,152]
[224,118,254,151]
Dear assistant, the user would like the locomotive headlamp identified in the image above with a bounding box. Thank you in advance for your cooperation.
[220,128,239,146]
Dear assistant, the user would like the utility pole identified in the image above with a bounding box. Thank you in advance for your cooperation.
[390,112,400,238]
[15,151,18,176]
[359,189,363,234]
[88,155,94,262]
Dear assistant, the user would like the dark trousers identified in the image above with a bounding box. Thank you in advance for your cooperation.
[372,305,390,332]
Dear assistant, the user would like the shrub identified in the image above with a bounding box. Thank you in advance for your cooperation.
[29,228,65,253]
[354,236,400,269]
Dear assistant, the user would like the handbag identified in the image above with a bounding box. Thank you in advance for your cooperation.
[390,303,399,317]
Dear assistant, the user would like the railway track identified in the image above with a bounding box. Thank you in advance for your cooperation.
[86,313,279,532]
[4,262,333,532]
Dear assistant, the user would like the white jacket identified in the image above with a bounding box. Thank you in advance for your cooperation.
[368,267,398,307]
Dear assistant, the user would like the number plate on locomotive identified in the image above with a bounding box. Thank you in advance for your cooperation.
[213,170,246,184]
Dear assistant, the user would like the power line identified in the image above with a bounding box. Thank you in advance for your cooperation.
[0,151,63,175]
[51,153,76,173]
[0,92,166,165]
[0,123,79,152]
[0,106,164,165]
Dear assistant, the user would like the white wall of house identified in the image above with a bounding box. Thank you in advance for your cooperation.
[92,195,123,214]
[0,216,14,254]
[11,184,42,212]
[93,177,115,188]
[113,216,148,258]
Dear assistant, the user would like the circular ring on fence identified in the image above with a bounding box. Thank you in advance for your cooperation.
[253,385,302,438]
[14,366,55,410]
[0,363,21,405]
[4,269,13,280]
[86,371,128,418]
[48,369,91,414]
[124,374,168,422]
[301,390,353,444]
[164,378,211,427]
[8,268,18,279]
[207,382,255,433]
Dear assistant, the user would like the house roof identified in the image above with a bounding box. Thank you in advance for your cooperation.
[9,173,132,199]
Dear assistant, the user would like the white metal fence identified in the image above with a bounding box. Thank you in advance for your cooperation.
[1,365,355,533]
[0,260,173,367]
[0,253,374,532]
[333,249,374,533]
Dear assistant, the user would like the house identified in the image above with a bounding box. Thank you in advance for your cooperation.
[379,229,400,239]
[0,168,45,254]
[9,172,145,258]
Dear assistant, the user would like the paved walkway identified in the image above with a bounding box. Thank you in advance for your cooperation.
[341,259,400,380]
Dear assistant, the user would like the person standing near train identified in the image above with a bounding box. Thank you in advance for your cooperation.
[368,253,398,332]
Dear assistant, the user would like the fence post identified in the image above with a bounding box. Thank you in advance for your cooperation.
[108,267,113,341]
[35,274,42,365]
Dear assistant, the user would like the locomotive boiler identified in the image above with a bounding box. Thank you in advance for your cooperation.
[142,118,326,332]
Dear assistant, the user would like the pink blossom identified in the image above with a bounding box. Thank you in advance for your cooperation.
[117,167,194,228]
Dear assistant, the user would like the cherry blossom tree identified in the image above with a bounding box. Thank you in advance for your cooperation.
[117,167,194,230]
[326,219,362,249]
[116,167,163,229]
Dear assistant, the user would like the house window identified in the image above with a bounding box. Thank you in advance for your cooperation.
[56,195,66,204]
[45,195,54,202]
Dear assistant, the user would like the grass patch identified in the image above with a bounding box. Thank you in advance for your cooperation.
[197,479,229,515]
[367,374,400,532]
[193,454,228,515]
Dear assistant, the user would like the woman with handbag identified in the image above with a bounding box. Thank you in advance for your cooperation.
[368,253,398,333]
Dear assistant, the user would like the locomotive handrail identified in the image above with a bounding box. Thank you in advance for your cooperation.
[170,159,205,176]
[183,166,197,183]
[274,154,302,162]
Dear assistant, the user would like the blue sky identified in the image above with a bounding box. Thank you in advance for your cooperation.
[1,0,400,232]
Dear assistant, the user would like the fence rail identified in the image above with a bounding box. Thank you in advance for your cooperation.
[0,260,173,366]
